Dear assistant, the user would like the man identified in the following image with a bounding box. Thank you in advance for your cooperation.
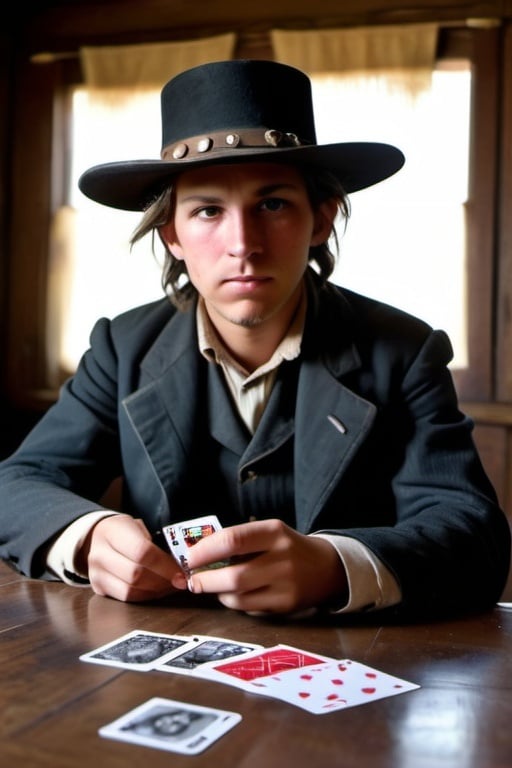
[0,59,509,618]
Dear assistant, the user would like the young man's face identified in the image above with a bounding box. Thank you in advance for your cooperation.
[160,162,335,337]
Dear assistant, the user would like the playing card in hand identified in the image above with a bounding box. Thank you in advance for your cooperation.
[162,515,228,574]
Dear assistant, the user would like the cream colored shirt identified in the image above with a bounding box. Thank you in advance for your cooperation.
[47,291,401,613]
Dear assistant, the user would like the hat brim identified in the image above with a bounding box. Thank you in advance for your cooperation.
[78,142,405,211]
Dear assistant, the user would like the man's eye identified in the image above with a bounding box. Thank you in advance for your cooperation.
[262,197,286,212]
[197,206,219,218]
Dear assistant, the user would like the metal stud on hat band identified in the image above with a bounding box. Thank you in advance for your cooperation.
[161,128,308,162]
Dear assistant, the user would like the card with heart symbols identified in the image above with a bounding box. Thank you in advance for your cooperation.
[196,645,419,714]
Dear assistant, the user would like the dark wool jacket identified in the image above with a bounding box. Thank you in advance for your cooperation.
[0,272,509,618]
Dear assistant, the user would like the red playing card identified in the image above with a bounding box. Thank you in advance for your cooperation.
[208,645,334,682]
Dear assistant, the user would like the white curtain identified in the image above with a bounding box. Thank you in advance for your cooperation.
[271,24,438,92]
[80,32,236,89]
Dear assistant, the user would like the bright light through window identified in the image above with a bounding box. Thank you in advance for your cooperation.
[64,88,164,372]
[312,66,471,369]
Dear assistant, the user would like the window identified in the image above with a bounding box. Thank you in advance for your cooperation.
[313,63,471,369]
[62,88,164,372]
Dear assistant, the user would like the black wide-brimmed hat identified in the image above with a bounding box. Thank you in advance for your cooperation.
[78,59,405,211]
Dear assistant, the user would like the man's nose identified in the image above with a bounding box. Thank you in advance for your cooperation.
[226,210,262,258]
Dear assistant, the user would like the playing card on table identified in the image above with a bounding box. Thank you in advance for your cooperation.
[246,658,420,714]
[79,630,198,671]
[156,635,263,676]
[196,644,336,691]
[99,697,241,754]
[162,515,228,574]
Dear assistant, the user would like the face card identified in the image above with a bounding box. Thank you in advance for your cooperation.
[156,635,263,676]
[247,658,420,714]
[162,515,227,574]
[79,630,197,671]
[99,697,242,754]
[196,644,336,691]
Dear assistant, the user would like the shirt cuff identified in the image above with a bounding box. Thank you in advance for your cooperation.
[312,533,402,613]
[46,510,121,586]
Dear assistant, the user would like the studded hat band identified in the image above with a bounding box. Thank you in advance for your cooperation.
[161,128,310,162]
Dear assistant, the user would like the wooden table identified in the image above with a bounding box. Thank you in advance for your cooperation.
[1,559,512,768]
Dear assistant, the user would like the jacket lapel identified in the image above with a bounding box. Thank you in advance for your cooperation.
[294,357,376,532]
[207,362,251,455]
[293,278,377,531]
[121,310,202,522]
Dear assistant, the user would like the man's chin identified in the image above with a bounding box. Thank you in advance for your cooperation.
[217,305,267,328]
[233,315,265,329]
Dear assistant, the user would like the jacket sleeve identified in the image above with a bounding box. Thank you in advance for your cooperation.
[0,316,124,578]
[333,328,511,618]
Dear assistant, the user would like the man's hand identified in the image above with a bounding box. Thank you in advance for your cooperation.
[183,519,348,614]
[79,515,187,602]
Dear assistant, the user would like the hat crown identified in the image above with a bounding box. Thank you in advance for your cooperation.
[160,60,318,151]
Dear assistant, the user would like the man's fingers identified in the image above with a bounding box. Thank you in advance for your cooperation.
[87,516,183,601]
[185,519,286,570]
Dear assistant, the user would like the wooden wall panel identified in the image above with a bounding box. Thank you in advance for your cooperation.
[21,1,512,57]
[5,63,57,400]
[497,23,512,400]
[472,423,509,512]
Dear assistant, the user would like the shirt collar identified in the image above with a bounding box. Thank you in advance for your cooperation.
[197,287,306,381]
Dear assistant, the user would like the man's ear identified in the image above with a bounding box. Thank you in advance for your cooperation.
[159,221,184,260]
[311,198,339,246]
